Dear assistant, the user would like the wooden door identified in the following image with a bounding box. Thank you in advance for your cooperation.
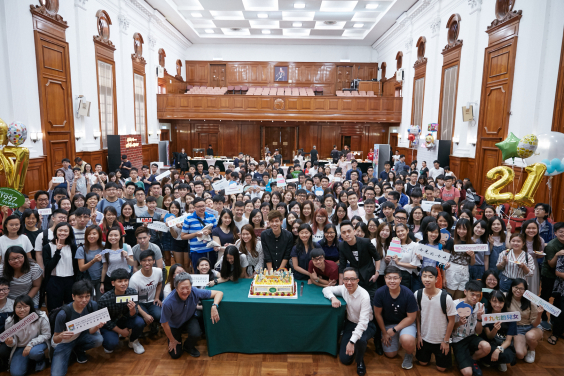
[389,133,398,150]
[210,64,226,87]
[350,136,361,152]
[336,66,352,91]
[199,133,218,153]
[279,127,295,163]
[264,127,280,153]
[475,16,521,191]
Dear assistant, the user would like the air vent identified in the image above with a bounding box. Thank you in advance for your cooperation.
[230,27,242,31]
[324,21,337,25]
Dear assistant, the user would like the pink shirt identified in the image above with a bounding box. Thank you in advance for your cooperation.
[440,186,460,202]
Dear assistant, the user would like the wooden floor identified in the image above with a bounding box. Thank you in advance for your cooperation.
[6,330,563,376]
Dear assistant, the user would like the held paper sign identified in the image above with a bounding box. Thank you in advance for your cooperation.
[191,274,210,287]
[116,295,138,303]
[481,312,521,324]
[276,175,286,188]
[52,177,65,183]
[38,208,52,216]
[66,308,110,334]
[225,185,244,195]
[137,217,153,224]
[286,178,298,183]
[148,221,170,233]
[333,177,341,182]
[154,208,169,216]
[155,170,171,181]
[167,213,189,227]
[412,243,452,264]
[0,312,38,342]
[454,244,489,253]
[523,290,561,317]
[212,179,229,192]
[421,201,436,212]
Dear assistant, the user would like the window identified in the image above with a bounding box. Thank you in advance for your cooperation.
[98,61,114,149]
[412,77,425,127]
[134,73,146,144]
[411,37,427,129]
[439,65,458,140]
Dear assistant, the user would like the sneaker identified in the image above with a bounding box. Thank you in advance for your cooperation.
[74,350,88,364]
[401,353,413,370]
[471,361,483,376]
[498,364,508,372]
[129,339,145,354]
[185,346,200,358]
[524,350,535,363]
[541,320,552,331]
[103,348,113,354]
[149,323,159,336]
[35,360,46,372]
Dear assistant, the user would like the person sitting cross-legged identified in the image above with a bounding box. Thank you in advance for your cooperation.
[50,280,105,376]
[161,272,223,359]
[323,267,376,376]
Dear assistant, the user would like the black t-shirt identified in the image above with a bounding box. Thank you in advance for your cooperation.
[121,161,132,178]
[373,285,418,326]
[420,167,429,177]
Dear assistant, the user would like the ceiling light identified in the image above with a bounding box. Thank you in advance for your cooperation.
[294,3,305,9]
[365,4,379,10]
[257,13,268,18]
[262,29,271,34]
[213,57,223,60]
[205,29,214,34]
[230,27,242,31]
[324,21,337,25]
[293,22,302,27]
[191,12,202,17]
[353,23,364,28]
[340,59,350,62]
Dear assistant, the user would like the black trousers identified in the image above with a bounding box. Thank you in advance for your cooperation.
[339,319,377,365]
[46,276,74,312]
[168,316,202,359]
[551,296,564,337]
[540,276,555,322]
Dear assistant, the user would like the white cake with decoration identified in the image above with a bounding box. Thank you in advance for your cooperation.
[248,268,297,299]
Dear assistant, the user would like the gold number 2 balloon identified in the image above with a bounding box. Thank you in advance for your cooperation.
[0,118,30,192]
[514,163,547,207]
[485,166,515,205]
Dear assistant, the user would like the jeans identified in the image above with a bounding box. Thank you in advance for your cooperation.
[499,273,512,293]
[100,315,146,351]
[10,342,47,376]
[339,319,377,365]
[51,331,103,376]
[46,276,75,312]
[168,316,202,359]
[469,265,485,281]
[489,245,505,271]
[411,273,424,292]
[139,302,162,322]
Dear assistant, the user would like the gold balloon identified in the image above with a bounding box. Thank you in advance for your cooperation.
[514,163,547,207]
[0,119,30,192]
[485,166,515,205]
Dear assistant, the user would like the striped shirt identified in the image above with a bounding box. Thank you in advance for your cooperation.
[0,262,43,306]
[181,211,218,254]
[497,249,535,279]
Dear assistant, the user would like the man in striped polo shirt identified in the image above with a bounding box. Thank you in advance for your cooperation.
[181,197,218,268]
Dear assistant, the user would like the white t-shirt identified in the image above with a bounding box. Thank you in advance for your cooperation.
[0,235,34,261]
[428,167,445,180]
[414,290,457,344]
[102,244,133,277]
[34,229,53,254]
[129,267,163,303]
[313,229,324,244]
[234,217,249,231]
[390,243,421,274]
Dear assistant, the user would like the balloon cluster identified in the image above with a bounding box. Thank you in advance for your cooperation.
[0,118,30,192]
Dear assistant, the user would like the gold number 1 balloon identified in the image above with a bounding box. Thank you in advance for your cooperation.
[0,118,29,192]
[485,166,515,205]
[514,163,547,207]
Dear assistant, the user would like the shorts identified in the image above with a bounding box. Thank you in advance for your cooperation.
[381,322,417,353]
[172,238,189,253]
[452,335,486,370]
[445,263,469,291]
[416,339,452,369]
[516,324,542,336]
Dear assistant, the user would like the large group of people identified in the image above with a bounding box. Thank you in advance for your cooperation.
[0,148,562,376]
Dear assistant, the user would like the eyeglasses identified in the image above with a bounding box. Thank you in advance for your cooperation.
[343,278,358,282]
[325,232,336,236]
[512,287,525,292]
[385,276,400,281]
[195,205,206,209]
[0,288,9,293]
[395,216,407,221]
[8,256,24,262]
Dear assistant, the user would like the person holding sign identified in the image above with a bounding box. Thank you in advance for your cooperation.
[446,219,476,299]
[4,295,50,375]
[506,278,543,363]
[497,234,535,292]
[51,280,105,375]
[386,224,420,291]
[181,198,218,269]
[100,227,135,294]
[129,250,162,336]
[481,290,517,372]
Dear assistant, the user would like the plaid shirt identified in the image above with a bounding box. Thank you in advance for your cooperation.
[98,287,139,330]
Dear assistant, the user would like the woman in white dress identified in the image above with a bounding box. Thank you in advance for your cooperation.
[521,219,544,295]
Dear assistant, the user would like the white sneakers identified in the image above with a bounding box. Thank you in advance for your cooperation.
[498,364,508,372]
[129,339,145,354]
[524,350,535,363]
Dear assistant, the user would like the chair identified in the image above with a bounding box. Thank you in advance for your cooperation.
[344,91,352,96]
[234,86,241,94]
[241,86,248,93]
[227,86,234,94]
[351,91,359,96]
[367,91,374,96]
[336,91,343,96]
[359,91,367,96]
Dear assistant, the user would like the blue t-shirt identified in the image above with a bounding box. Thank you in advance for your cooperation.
[96,198,124,213]
[373,285,418,326]
[160,288,211,328]
[75,246,104,280]
[181,211,218,254]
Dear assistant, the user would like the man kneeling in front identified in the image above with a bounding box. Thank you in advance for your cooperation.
[161,272,223,358]
[323,267,375,376]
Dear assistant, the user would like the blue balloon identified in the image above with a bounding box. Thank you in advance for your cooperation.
[551,158,562,170]
[542,159,551,165]
[546,166,555,175]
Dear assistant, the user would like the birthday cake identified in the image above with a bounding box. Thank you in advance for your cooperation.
[248,268,297,299]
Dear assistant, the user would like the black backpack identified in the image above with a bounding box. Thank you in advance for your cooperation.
[48,302,94,335]
[416,288,450,316]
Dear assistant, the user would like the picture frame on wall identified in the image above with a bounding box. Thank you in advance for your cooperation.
[274,66,288,82]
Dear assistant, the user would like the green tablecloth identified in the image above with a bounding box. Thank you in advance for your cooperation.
[202,279,347,356]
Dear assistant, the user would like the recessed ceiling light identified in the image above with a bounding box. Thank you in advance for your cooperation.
[293,22,302,27]
[257,13,268,18]
[365,4,379,10]
[353,23,364,28]
[191,12,202,17]
[262,29,271,34]
[294,3,305,9]
[205,29,214,34]
[230,27,242,31]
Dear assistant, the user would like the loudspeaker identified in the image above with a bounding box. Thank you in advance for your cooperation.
[437,140,451,168]
[107,135,121,173]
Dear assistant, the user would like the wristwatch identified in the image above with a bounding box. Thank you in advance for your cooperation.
[497,346,504,353]
[476,319,482,322]
[212,303,219,308]
[392,327,397,333]
[315,279,320,283]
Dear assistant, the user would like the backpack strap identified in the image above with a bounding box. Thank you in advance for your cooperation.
[416,288,423,311]
[42,229,50,248]
[440,290,448,316]
[62,304,73,324]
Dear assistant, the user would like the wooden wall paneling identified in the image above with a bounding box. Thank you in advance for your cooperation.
[30,2,76,179]
[141,144,158,166]
[474,3,522,192]
[0,156,47,197]
[186,62,208,84]
[280,126,296,162]
[318,125,340,159]
[240,122,260,159]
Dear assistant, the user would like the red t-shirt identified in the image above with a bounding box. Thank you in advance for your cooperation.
[441,186,460,202]
[308,260,339,281]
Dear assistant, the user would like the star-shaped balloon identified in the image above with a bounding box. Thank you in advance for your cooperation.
[495,132,520,161]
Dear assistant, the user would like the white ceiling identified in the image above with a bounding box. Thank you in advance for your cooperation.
[147,0,418,45]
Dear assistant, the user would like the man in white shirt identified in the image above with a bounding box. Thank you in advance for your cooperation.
[233,201,249,231]
[323,267,375,376]
[347,192,365,219]
[133,188,147,217]
[129,249,162,336]
[428,160,445,181]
